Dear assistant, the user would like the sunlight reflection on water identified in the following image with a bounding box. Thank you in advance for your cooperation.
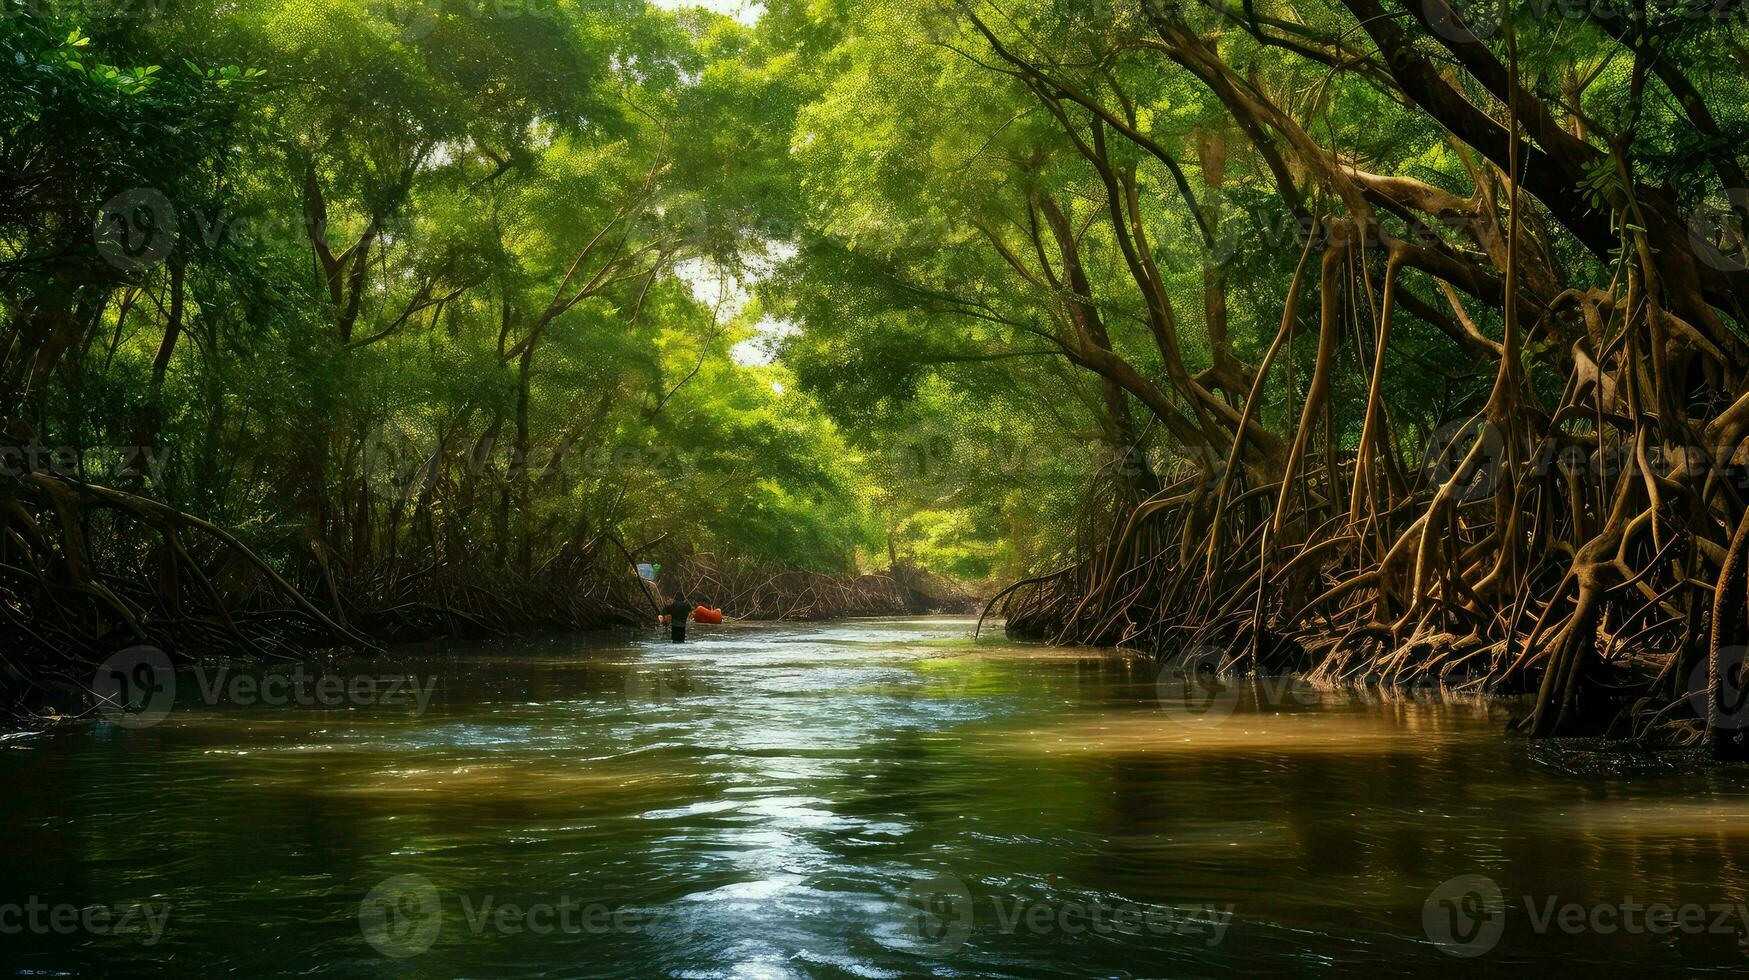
[6,617,1749,975]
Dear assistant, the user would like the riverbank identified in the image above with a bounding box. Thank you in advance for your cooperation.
[658,555,982,621]
[985,556,1728,752]
[1,517,983,726]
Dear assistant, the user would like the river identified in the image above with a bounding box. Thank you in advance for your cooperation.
[5,617,1749,975]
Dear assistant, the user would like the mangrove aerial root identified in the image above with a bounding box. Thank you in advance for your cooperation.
[989,214,1749,749]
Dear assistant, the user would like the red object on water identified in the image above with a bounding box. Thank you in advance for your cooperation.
[693,606,723,624]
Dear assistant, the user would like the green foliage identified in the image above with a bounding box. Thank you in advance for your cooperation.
[1,0,898,592]
[11,0,1744,599]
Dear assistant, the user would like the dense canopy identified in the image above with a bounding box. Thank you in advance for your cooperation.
[5,0,1749,745]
